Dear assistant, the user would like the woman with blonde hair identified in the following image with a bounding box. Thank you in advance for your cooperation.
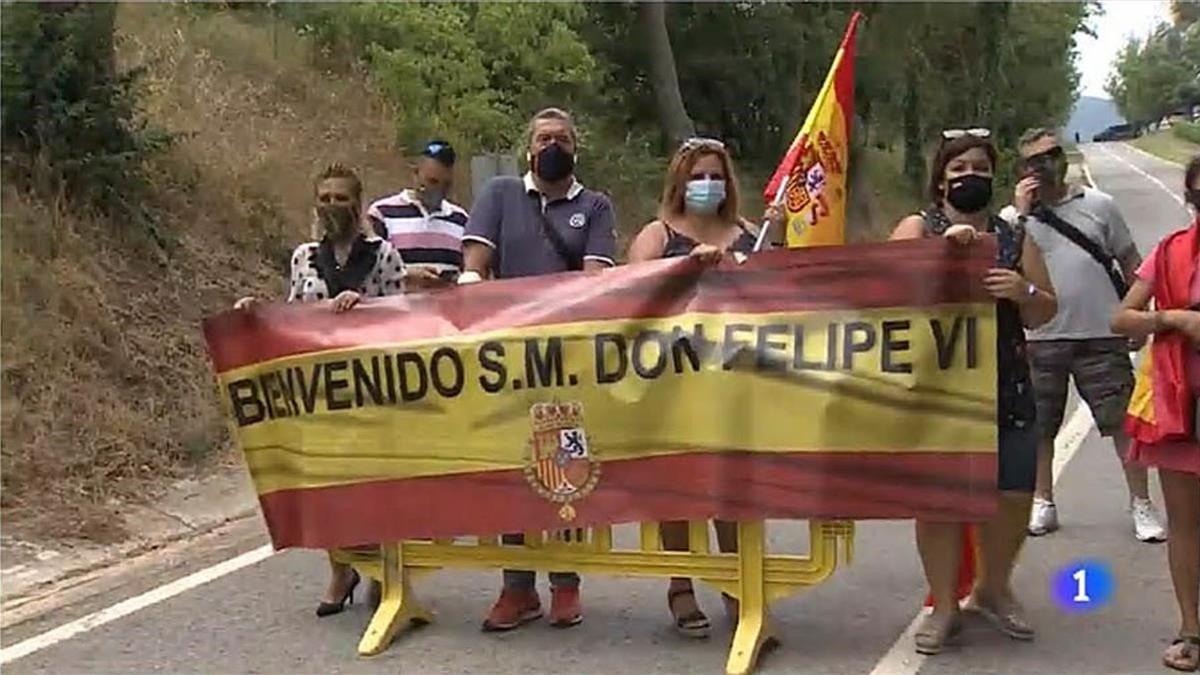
[628,137,782,638]
[234,163,406,617]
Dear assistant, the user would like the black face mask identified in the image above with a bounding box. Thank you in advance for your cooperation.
[534,143,575,182]
[945,174,993,214]
[1188,188,1200,211]
[317,204,359,239]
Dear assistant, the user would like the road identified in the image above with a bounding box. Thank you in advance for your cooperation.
[0,143,1192,675]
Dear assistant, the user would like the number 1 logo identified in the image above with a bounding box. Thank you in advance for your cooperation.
[1052,559,1114,613]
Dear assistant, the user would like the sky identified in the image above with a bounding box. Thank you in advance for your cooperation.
[1076,0,1172,99]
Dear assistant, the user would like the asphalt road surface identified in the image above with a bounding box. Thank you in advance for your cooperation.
[1,143,1192,675]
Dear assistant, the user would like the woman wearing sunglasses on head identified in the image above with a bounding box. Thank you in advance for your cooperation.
[627,137,783,639]
[890,128,1057,655]
[1111,156,1200,672]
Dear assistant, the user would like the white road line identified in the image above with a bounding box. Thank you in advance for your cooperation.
[1094,143,1185,207]
[866,402,1093,675]
[0,544,275,665]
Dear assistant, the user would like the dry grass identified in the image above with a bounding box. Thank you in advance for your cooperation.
[1,4,410,542]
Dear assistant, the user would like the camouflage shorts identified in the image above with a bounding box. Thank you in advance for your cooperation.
[1027,339,1134,439]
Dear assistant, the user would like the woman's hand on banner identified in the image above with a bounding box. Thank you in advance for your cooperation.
[233,296,258,311]
[332,290,361,313]
[943,224,979,246]
[689,243,724,265]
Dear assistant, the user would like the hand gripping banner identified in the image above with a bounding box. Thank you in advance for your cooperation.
[204,238,1000,550]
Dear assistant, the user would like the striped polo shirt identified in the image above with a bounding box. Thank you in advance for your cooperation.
[366,189,468,274]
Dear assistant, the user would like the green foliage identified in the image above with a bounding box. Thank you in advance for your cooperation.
[1174,120,1200,144]
[855,1,1091,191]
[1,3,170,230]
[1107,19,1200,125]
[283,2,601,152]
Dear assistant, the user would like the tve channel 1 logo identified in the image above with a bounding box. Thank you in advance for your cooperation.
[1050,559,1116,614]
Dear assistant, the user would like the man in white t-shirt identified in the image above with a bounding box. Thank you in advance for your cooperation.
[1000,127,1166,542]
[366,140,468,289]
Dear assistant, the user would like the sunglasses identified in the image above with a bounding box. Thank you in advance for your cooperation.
[424,142,451,155]
[679,137,726,152]
[1026,146,1065,162]
[941,128,992,140]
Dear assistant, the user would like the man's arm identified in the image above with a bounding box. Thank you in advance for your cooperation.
[582,196,617,271]
[462,180,502,277]
[463,242,493,277]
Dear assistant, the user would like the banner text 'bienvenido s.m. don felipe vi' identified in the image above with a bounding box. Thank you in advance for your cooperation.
[204,238,1000,550]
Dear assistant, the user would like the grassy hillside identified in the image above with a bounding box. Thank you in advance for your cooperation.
[1130,128,1200,166]
[1,4,410,541]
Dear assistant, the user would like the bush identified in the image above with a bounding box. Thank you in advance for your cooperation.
[1,3,170,233]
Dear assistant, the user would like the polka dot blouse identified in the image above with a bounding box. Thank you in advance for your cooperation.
[287,234,406,303]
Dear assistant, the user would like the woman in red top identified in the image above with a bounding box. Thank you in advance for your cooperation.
[1112,155,1200,672]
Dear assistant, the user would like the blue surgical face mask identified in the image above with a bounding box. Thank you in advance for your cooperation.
[685,178,726,214]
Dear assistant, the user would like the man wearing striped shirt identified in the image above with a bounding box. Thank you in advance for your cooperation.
[366,140,467,288]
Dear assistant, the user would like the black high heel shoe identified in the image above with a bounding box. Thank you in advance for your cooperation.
[315,569,360,617]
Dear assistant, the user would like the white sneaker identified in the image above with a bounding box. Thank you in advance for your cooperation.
[1028,497,1059,536]
[1131,497,1167,542]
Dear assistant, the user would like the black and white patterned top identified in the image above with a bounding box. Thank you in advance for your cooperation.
[287,234,406,303]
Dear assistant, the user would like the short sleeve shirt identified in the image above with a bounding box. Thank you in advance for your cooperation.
[462,173,617,279]
[365,189,468,275]
[287,235,406,303]
[1000,186,1138,340]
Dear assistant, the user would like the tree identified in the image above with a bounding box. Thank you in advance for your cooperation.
[1171,0,1200,27]
[1,2,169,227]
[638,2,694,145]
[1108,21,1200,124]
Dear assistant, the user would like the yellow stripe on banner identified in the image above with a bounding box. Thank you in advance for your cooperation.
[219,305,997,495]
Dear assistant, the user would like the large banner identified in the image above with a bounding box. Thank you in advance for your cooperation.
[204,239,999,550]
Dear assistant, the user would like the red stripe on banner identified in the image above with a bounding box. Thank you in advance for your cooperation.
[256,450,998,550]
[206,238,995,374]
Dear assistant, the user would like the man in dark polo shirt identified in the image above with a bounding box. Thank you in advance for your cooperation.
[460,107,616,632]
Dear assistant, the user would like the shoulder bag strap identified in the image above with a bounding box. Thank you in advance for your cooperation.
[1033,206,1127,297]
[530,194,583,271]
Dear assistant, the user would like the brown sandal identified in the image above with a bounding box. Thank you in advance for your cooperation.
[668,587,711,639]
[1164,635,1200,672]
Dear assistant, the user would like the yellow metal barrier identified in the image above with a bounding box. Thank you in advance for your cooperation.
[332,519,855,675]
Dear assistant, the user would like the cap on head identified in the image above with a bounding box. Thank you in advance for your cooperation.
[422,140,456,168]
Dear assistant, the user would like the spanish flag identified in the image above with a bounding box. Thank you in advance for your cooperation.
[763,11,862,248]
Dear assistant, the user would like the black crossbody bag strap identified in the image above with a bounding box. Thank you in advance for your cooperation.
[1034,207,1128,297]
[530,194,584,271]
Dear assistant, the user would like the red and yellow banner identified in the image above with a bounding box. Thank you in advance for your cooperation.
[204,239,999,550]
[764,11,862,248]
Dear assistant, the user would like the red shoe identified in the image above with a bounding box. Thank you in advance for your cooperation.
[549,586,583,628]
[482,588,542,632]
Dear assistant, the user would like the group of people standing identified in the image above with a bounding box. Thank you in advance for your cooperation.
[233,106,1200,672]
